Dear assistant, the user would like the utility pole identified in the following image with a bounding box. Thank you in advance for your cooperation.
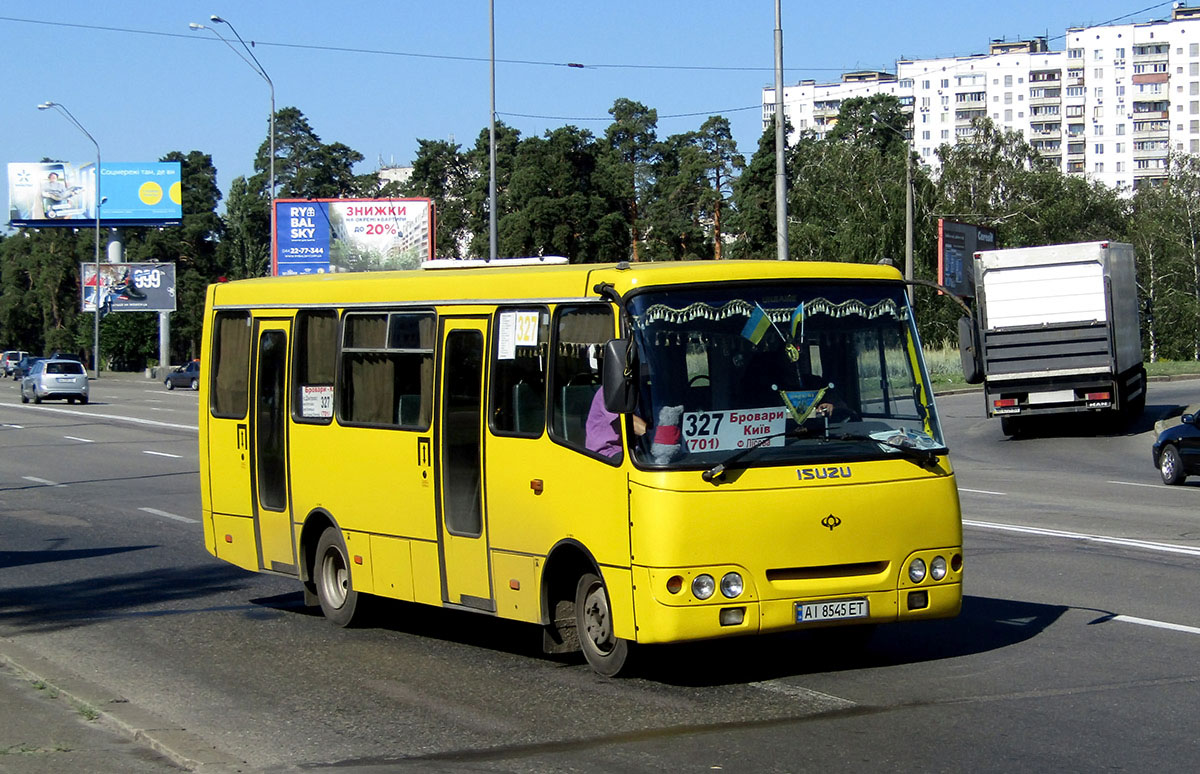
[774,0,788,261]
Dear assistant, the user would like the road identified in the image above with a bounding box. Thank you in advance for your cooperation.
[1,373,1198,772]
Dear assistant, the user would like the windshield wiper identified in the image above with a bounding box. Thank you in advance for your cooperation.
[701,428,945,482]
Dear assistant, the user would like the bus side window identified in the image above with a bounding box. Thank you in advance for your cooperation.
[211,311,251,419]
[339,311,435,429]
[490,308,549,437]
[293,310,337,424]
[549,305,616,458]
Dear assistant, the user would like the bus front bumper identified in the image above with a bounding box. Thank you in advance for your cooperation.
[630,573,962,645]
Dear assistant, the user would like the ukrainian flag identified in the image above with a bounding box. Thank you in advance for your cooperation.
[741,305,770,344]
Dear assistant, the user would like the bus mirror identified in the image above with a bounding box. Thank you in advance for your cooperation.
[602,339,638,414]
[958,316,983,384]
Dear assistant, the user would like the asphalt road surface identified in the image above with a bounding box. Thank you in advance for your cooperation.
[1,374,1197,772]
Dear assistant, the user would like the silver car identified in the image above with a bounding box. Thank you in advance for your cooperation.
[21,358,89,404]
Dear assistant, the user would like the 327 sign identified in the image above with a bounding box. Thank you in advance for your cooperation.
[682,407,786,452]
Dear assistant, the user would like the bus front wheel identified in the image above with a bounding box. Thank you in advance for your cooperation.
[314,527,361,627]
[575,572,629,676]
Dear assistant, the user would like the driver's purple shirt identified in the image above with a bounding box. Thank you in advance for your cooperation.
[584,388,622,457]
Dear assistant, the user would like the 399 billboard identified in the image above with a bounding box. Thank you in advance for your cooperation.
[80,263,176,313]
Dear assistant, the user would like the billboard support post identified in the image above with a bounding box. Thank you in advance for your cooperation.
[38,101,102,378]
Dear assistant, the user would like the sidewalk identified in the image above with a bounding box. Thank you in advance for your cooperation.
[0,640,243,773]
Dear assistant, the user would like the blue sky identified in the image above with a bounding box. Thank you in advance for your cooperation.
[0,1,1180,217]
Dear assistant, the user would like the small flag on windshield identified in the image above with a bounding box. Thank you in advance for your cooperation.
[741,305,770,344]
[790,302,805,340]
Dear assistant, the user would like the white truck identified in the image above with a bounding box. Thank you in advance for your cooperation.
[959,241,1145,436]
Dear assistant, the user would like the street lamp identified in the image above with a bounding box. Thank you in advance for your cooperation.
[38,101,102,379]
[871,111,914,287]
[190,16,276,269]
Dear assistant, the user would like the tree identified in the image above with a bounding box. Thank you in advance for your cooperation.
[605,99,658,261]
[694,116,745,259]
[402,138,471,258]
[500,126,625,262]
[727,123,785,259]
[1130,153,1200,361]
[463,121,522,258]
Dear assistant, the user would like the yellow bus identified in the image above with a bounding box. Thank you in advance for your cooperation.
[199,258,962,675]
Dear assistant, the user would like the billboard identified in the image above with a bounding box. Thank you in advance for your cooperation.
[80,262,176,313]
[938,219,997,298]
[273,198,434,276]
[8,161,183,227]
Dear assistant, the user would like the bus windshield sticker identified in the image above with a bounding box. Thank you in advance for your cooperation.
[497,312,517,360]
[301,385,334,418]
[514,311,540,347]
[682,407,786,453]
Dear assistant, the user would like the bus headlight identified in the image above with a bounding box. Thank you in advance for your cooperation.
[720,572,744,599]
[908,558,927,583]
[930,555,948,581]
[692,574,715,600]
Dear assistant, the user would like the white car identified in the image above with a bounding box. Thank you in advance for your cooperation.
[2,350,29,377]
[20,358,89,404]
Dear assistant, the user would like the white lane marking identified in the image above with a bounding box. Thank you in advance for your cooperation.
[138,507,199,524]
[22,476,65,488]
[959,487,1007,496]
[1107,480,1169,490]
[3,423,25,429]
[1112,615,1200,636]
[143,450,183,459]
[964,519,1200,558]
[0,403,196,431]
[63,435,94,443]
[748,681,857,709]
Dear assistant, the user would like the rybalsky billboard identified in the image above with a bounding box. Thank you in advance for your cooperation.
[273,197,434,275]
[7,161,183,227]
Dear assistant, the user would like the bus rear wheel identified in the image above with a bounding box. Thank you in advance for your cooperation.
[314,527,361,627]
[575,572,629,676]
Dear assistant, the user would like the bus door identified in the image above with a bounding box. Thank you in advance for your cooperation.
[251,319,297,575]
[436,318,493,611]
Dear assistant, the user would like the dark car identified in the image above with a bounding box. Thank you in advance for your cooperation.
[1151,411,1200,485]
[12,355,44,381]
[164,360,201,390]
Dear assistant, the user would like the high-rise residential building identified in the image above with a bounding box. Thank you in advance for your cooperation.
[763,3,1200,191]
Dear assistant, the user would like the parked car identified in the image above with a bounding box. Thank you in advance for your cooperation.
[12,355,44,381]
[1151,411,1200,485]
[2,350,29,377]
[20,358,89,404]
[164,360,201,391]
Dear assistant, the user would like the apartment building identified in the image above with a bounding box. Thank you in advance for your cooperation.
[763,3,1200,191]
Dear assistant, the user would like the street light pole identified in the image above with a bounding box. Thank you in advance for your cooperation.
[871,111,915,286]
[488,0,498,262]
[191,17,276,271]
[773,0,788,261]
[38,101,102,379]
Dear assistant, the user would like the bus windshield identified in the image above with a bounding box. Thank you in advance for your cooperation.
[625,281,944,469]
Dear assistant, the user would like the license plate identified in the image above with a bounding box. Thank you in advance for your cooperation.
[795,598,869,623]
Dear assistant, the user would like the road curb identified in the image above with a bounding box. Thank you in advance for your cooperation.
[0,637,246,773]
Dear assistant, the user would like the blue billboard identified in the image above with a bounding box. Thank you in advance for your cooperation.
[7,161,183,227]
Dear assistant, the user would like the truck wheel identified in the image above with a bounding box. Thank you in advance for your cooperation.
[1159,445,1186,485]
[1000,416,1023,437]
[576,571,630,676]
